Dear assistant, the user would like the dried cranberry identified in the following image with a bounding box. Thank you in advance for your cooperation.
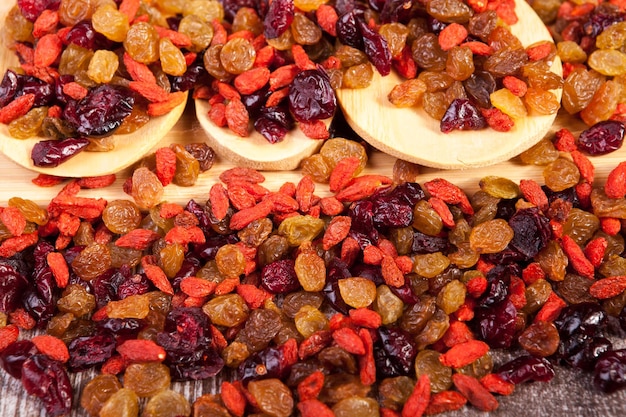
[31,137,91,167]
[169,348,224,381]
[170,58,209,92]
[185,200,213,235]
[157,307,211,360]
[440,99,487,133]
[116,273,151,299]
[560,335,612,371]
[474,298,517,348]
[238,342,293,383]
[93,267,128,308]
[64,20,111,50]
[255,117,289,143]
[336,11,364,49]
[358,19,392,76]
[289,69,337,123]
[67,334,117,371]
[0,261,29,312]
[348,200,379,246]
[263,0,294,39]
[0,70,22,107]
[97,318,142,336]
[17,0,61,22]
[0,340,38,379]
[21,354,72,417]
[554,303,608,339]
[594,349,626,393]
[508,207,551,259]
[351,264,384,286]
[380,0,413,23]
[497,355,555,384]
[261,259,300,293]
[323,258,351,314]
[63,85,134,137]
[583,8,625,37]
[411,230,449,253]
[375,327,417,377]
[17,76,55,107]
[427,16,448,34]
[372,201,413,228]
[194,235,239,261]
[577,120,625,155]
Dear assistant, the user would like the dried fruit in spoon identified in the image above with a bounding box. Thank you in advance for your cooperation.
[195,3,338,143]
[0,0,197,166]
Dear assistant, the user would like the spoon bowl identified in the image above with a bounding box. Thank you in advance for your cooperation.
[336,0,562,169]
[0,2,187,178]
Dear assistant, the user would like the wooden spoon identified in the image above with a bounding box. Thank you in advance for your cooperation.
[0,2,187,178]
[336,0,563,170]
[195,100,328,171]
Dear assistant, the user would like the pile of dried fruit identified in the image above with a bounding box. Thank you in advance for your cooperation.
[0,0,197,166]
[0,133,626,416]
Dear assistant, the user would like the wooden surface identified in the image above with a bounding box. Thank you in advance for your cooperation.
[337,0,563,169]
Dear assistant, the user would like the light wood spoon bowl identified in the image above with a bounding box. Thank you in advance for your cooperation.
[195,99,328,171]
[336,0,563,170]
[0,2,187,178]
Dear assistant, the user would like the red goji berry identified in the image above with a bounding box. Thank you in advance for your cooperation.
[561,234,595,279]
[480,374,515,396]
[438,23,468,50]
[519,179,549,211]
[522,262,545,285]
[236,284,272,309]
[526,41,553,61]
[467,0,488,12]
[147,91,186,117]
[322,215,351,250]
[428,197,455,228]
[329,156,361,193]
[502,76,527,96]
[466,275,488,298]
[534,291,567,322]
[402,374,430,417]
[229,200,273,230]
[424,178,474,215]
[459,41,493,55]
[341,236,360,266]
[129,81,169,102]
[600,217,621,235]
[117,339,166,363]
[269,64,300,91]
[358,328,376,386]
[100,355,126,375]
[297,399,335,417]
[47,252,69,289]
[234,67,270,95]
[575,181,592,208]
[228,185,257,210]
[298,330,333,360]
[141,256,174,295]
[154,26,192,48]
[116,229,161,250]
[0,232,38,258]
[31,173,65,187]
[295,175,315,213]
[265,87,289,107]
[215,277,240,295]
[363,244,383,265]
[319,196,345,216]
[349,308,382,328]
[509,276,527,310]
[254,45,275,67]
[221,381,246,417]
[14,42,34,65]
[0,93,35,124]
[439,340,490,368]
[336,175,393,202]
[62,81,88,100]
[332,327,366,355]
[0,207,26,237]
[393,45,418,78]
[31,335,70,363]
[315,4,338,36]
[442,320,474,348]
[124,52,157,84]
[164,225,205,245]
[590,275,626,299]
[0,324,19,353]
[180,277,217,298]
[424,390,467,415]
[34,33,62,67]
[9,308,36,330]
[297,370,325,401]
[571,150,595,184]
[299,119,330,140]
[32,9,59,38]
[395,256,414,274]
[119,0,140,22]
[554,128,577,152]
[480,107,514,132]
[585,237,608,268]
[452,373,499,411]
[605,161,626,199]
[381,254,405,287]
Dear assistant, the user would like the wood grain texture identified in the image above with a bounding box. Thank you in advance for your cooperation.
[336,0,563,169]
